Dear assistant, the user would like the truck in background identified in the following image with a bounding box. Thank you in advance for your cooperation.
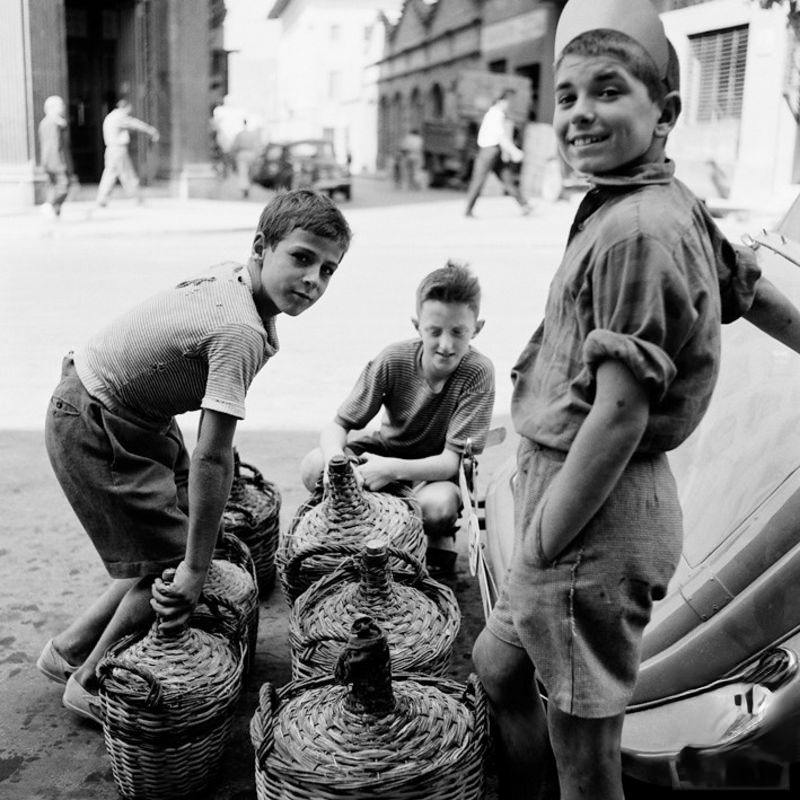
[421,69,532,189]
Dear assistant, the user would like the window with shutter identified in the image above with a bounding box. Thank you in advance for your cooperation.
[687,25,749,124]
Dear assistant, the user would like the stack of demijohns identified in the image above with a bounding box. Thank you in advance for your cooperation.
[250,616,487,800]
[97,569,245,800]
[223,448,281,597]
[276,455,425,604]
[288,537,461,679]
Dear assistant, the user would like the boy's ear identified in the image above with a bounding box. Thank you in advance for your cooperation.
[655,91,681,138]
[472,319,485,337]
[411,316,419,333]
[252,231,266,259]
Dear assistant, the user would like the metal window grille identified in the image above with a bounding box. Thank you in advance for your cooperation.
[688,25,749,123]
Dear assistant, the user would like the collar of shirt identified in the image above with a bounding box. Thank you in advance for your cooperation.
[568,160,675,242]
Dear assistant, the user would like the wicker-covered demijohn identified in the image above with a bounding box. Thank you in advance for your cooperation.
[97,570,245,800]
[223,449,281,596]
[289,538,461,680]
[276,455,425,604]
[250,615,487,800]
[192,531,259,671]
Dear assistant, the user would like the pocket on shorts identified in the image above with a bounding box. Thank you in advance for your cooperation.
[49,395,81,417]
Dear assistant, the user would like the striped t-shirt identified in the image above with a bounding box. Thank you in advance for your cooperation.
[336,339,495,457]
[74,261,277,423]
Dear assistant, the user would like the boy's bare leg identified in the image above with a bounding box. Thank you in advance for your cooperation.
[416,480,460,544]
[548,705,625,800]
[61,577,155,691]
[51,578,137,667]
[473,628,558,800]
[299,447,325,492]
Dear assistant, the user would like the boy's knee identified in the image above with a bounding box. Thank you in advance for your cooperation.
[299,448,324,492]
[472,628,533,706]
[417,483,460,534]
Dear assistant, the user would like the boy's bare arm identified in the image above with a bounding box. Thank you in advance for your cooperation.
[358,449,460,491]
[538,359,649,562]
[151,409,237,631]
[745,276,800,355]
[320,420,349,459]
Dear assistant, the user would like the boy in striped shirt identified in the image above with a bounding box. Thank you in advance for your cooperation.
[300,261,495,575]
[38,189,351,724]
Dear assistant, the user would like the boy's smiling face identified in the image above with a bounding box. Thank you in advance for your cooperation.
[554,54,669,176]
[252,228,344,318]
[413,300,484,383]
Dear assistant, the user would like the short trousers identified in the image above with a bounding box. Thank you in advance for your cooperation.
[487,438,683,718]
[44,355,191,579]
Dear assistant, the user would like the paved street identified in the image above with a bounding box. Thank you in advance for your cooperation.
[0,175,791,799]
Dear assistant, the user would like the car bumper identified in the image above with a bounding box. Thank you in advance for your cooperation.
[621,641,800,789]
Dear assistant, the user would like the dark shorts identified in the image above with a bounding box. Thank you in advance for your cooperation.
[44,355,190,579]
[487,438,683,718]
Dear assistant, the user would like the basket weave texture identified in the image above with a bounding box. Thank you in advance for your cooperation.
[223,449,281,596]
[289,539,461,680]
[98,586,245,800]
[276,455,425,604]
[250,617,487,800]
[193,531,259,672]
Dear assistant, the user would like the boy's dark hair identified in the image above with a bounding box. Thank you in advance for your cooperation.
[416,260,481,317]
[255,189,352,254]
[559,29,667,105]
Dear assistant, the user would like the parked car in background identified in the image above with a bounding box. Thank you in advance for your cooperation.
[471,202,800,792]
[249,139,351,201]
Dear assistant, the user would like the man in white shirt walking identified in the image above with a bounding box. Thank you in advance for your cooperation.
[95,99,159,208]
[464,89,531,217]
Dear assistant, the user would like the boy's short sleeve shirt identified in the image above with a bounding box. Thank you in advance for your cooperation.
[511,163,744,454]
[74,262,277,423]
[335,339,495,457]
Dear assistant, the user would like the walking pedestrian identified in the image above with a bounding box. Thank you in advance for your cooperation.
[95,99,159,208]
[38,95,74,219]
[464,89,531,218]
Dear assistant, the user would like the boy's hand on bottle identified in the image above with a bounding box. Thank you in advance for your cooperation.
[356,453,394,491]
[150,561,205,633]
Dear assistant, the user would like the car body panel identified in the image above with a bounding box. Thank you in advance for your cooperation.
[478,234,800,787]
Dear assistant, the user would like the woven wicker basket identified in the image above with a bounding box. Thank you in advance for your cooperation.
[289,538,461,680]
[250,616,488,800]
[276,455,425,604]
[223,449,281,597]
[193,531,259,672]
[98,572,245,800]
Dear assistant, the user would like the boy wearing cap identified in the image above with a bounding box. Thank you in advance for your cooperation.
[471,1,800,798]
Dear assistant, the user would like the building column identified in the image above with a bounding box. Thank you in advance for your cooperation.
[0,0,67,207]
[166,0,216,198]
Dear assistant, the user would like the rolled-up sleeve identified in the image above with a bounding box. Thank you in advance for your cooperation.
[582,234,697,401]
[335,357,386,430]
[720,242,761,323]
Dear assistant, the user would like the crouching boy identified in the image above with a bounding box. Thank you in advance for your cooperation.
[38,189,351,724]
[300,261,495,575]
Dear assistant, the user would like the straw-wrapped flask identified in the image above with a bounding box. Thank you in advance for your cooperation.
[250,616,488,800]
[277,455,425,603]
[192,531,259,671]
[97,569,245,800]
[223,448,281,596]
[289,538,460,679]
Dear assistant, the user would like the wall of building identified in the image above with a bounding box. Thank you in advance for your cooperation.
[662,0,798,208]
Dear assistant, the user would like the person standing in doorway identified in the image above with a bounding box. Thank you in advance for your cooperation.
[399,128,424,190]
[38,95,74,219]
[464,89,531,218]
[231,119,261,200]
[95,99,159,208]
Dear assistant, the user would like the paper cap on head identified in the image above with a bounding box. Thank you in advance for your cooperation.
[554,0,669,80]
